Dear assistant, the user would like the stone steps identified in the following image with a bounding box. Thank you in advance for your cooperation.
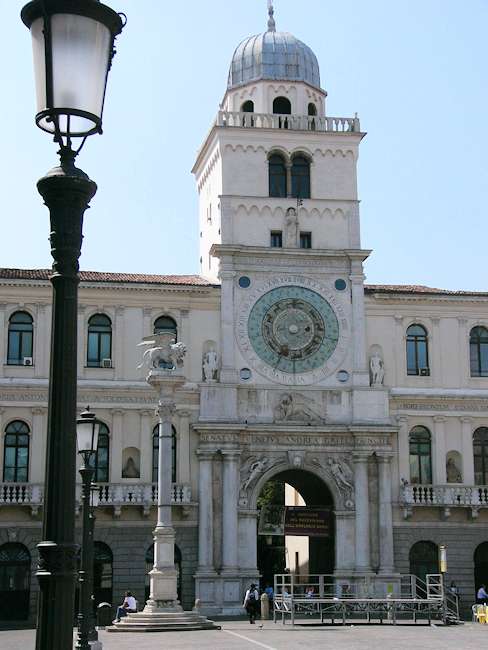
[106,611,220,633]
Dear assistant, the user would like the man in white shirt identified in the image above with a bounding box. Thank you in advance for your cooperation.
[113,591,137,623]
[243,583,259,624]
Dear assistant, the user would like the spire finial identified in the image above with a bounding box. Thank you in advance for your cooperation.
[267,0,276,32]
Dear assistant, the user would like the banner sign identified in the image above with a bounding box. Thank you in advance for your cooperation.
[258,506,331,537]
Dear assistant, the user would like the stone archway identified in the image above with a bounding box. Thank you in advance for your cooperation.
[255,468,335,586]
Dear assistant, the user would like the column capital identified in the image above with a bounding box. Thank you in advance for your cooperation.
[352,451,370,463]
[115,305,125,316]
[349,274,365,285]
[196,449,215,461]
[31,407,47,416]
[157,401,176,421]
[461,416,473,424]
[111,409,125,417]
[219,270,236,281]
[180,309,190,319]
[396,415,409,424]
[457,317,468,326]
[177,410,191,419]
[221,449,241,461]
[433,415,447,423]
[140,409,154,418]
[143,307,153,318]
[375,452,394,464]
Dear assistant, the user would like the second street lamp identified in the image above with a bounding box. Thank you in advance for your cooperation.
[76,408,101,650]
[20,2,124,649]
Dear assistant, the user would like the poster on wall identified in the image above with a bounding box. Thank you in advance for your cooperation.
[258,505,286,536]
[284,507,331,537]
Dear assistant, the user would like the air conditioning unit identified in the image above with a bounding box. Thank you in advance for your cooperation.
[101,358,112,368]
[23,357,33,366]
[419,367,430,376]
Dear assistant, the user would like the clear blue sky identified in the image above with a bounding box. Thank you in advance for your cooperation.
[1,0,487,290]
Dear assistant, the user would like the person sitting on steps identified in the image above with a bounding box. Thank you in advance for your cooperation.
[113,591,137,623]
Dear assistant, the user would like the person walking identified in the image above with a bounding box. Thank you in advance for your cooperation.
[243,583,259,624]
[113,591,137,623]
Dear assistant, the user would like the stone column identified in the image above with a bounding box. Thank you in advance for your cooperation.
[177,411,191,485]
[180,310,190,348]
[353,453,371,572]
[114,306,125,379]
[143,307,153,339]
[197,450,214,571]
[433,416,447,484]
[377,454,395,574]
[139,410,154,483]
[219,268,236,383]
[111,410,124,482]
[397,416,410,482]
[285,162,292,198]
[394,314,405,383]
[457,318,469,379]
[0,304,6,377]
[350,267,368,385]
[77,305,86,379]
[34,304,47,378]
[146,385,178,610]
[238,510,259,571]
[432,317,441,383]
[221,450,240,572]
[461,417,475,484]
[30,407,47,483]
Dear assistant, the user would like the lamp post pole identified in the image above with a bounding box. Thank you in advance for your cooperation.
[76,455,96,650]
[87,487,98,642]
[35,160,96,650]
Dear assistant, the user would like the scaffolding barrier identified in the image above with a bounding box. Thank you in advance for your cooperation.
[273,573,460,626]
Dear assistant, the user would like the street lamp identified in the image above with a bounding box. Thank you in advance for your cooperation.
[20,2,124,649]
[76,408,100,650]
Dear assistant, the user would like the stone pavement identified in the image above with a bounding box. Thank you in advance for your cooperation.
[1,621,487,650]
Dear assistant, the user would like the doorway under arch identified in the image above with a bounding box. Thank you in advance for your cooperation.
[0,542,31,621]
[256,469,334,587]
[474,542,488,598]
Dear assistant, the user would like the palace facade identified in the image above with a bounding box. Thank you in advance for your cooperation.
[1,5,488,623]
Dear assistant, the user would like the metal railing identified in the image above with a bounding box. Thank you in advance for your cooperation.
[216,110,360,133]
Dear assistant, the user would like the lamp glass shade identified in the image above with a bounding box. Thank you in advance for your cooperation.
[30,13,111,136]
[76,412,100,454]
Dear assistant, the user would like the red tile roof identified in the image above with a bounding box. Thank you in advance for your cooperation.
[365,284,488,297]
[0,268,215,287]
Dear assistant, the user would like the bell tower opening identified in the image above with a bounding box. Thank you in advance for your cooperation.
[256,469,334,588]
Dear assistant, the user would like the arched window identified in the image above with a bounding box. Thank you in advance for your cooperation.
[152,425,177,484]
[308,103,317,116]
[145,543,181,603]
[473,428,488,485]
[93,542,113,607]
[154,315,177,340]
[0,543,31,621]
[406,324,429,376]
[3,421,30,483]
[273,97,291,115]
[269,154,287,198]
[291,155,311,199]
[474,543,488,599]
[87,314,112,368]
[409,426,432,484]
[7,312,33,365]
[241,100,254,113]
[90,423,109,483]
[409,541,438,590]
[470,326,488,377]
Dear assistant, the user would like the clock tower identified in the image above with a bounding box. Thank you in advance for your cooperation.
[192,4,394,614]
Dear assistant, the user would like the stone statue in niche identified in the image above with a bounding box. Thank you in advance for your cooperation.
[284,207,299,248]
[122,456,140,479]
[369,352,385,386]
[202,349,218,382]
[274,392,322,423]
[137,331,186,371]
[446,457,462,483]
[241,457,269,492]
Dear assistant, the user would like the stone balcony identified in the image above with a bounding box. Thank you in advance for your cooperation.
[401,483,488,519]
[215,110,360,133]
[0,482,192,518]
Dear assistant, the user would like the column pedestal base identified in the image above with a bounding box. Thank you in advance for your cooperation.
[107,606,220,632]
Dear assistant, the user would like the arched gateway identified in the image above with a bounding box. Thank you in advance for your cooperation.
[194,426,395,616]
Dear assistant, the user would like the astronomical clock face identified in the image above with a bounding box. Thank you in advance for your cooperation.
[236,276,349,385]
[247,286,339,374]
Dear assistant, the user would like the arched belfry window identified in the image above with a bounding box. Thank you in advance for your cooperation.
[241,100,254,113]
[409,426,432,484]
[87,314,112,367]
[152,424,177,483]
[273,97,291,115]
[406,324,429,376]
[3,421,30,483]
[154,316,177,340]
[470,326,488,377]
[269,154,287,198]
[7,311,33,365]
[473,427,488,485]
[291,155,311,199]
[308,103,317,116]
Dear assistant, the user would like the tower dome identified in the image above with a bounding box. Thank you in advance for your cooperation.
[227,3,321,91]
